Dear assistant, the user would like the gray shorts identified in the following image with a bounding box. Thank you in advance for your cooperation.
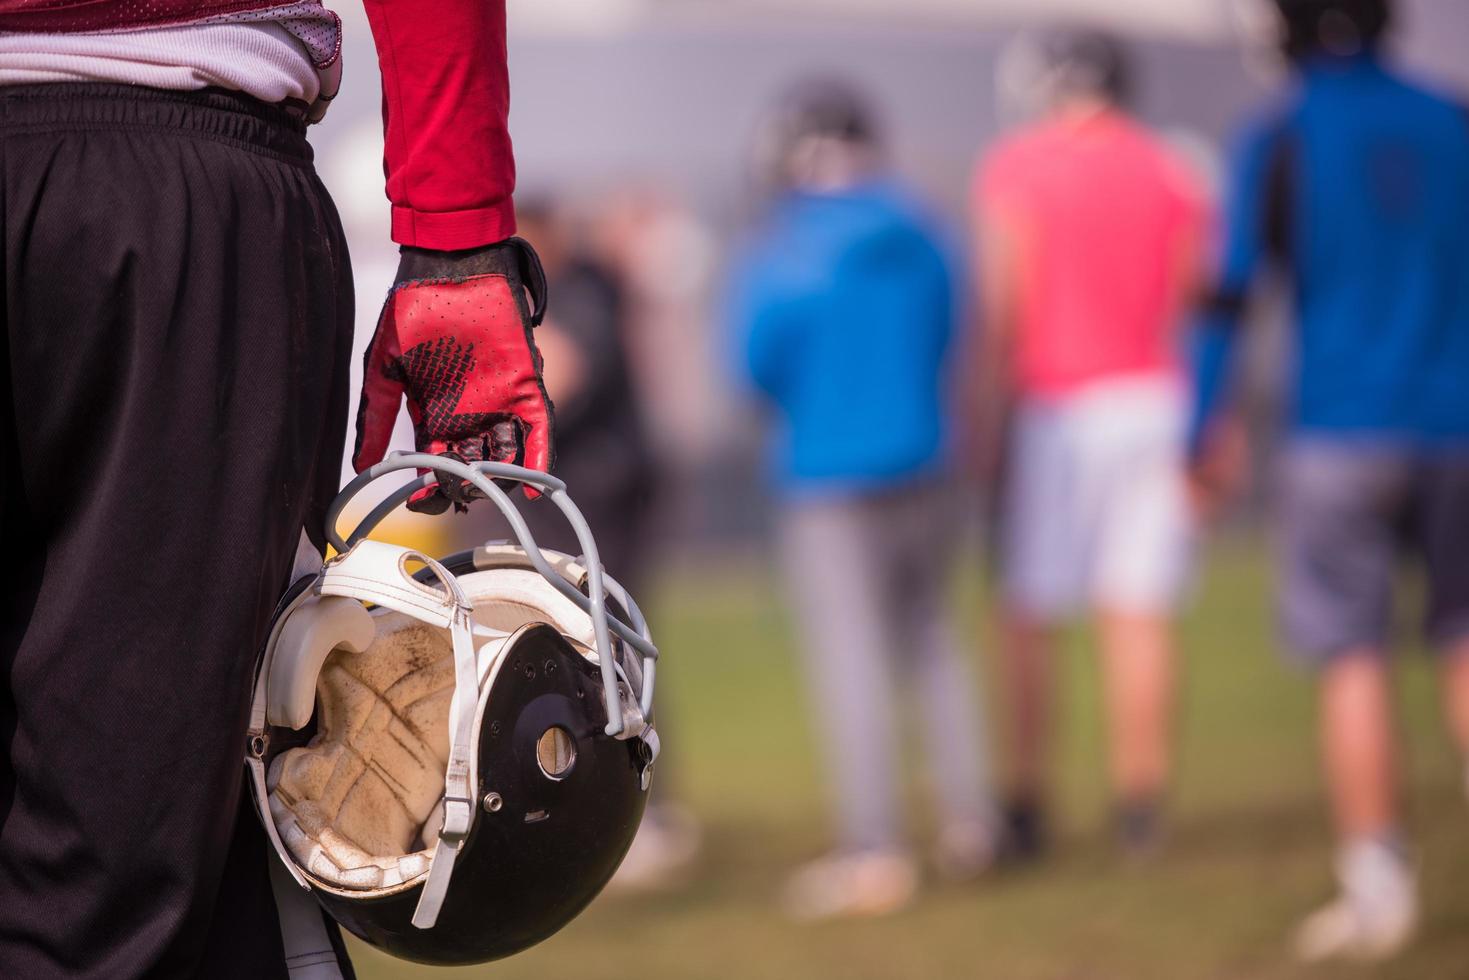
[1276,442,1469,665]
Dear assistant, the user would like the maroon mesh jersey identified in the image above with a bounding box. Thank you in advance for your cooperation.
[0,0,289,32]
[0,0,518,251]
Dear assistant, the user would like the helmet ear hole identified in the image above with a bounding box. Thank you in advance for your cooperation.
[536,726,576,780]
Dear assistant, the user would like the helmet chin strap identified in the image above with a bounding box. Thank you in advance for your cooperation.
[313,541,481,931]
[412,604,479,930]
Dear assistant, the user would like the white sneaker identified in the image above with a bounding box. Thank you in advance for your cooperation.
[604,804,702,895]
[1294,839,1418,962]
[781,850,918,921]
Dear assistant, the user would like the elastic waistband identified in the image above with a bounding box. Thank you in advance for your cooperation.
[0,84,311,164]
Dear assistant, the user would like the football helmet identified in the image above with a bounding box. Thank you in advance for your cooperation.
[994,29,1132,124]
[752,77,882,193]
[1274,0,1392,59]
[246,454,659,965]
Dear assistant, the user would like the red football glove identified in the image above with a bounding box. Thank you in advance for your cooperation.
[353,238,555,510]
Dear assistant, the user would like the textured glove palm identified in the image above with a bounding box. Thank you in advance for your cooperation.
[353,238,554,510]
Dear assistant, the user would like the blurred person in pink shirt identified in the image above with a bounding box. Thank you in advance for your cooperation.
[970,30,1211,860]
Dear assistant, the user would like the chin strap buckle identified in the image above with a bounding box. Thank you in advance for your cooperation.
[411,787,474,930]
[438,792,474,845]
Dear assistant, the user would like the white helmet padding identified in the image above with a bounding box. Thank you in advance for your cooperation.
[270,608,448,892]
[264,549,601,735]
[267,596,376,732]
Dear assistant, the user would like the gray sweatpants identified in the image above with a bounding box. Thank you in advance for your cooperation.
[779,483,996,853]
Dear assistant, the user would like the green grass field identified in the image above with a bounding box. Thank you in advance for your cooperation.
[351,538,1469,980]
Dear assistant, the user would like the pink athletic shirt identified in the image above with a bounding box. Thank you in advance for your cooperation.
[975,109,1209,397]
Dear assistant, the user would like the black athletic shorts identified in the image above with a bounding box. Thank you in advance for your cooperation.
[0,85,355,978]
[1275,440,1469,664]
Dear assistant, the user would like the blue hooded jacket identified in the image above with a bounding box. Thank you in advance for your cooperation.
[728,181,961,495]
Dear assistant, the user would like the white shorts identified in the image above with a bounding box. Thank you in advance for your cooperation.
[1000,375,1192,619]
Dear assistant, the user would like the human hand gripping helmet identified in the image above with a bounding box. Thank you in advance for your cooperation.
[245,454,660,965]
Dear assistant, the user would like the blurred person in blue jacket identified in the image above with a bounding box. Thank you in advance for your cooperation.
[1191,0,1469,960]
[729,80,999,920]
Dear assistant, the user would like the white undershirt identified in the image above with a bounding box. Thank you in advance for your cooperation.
[0,10,340,117]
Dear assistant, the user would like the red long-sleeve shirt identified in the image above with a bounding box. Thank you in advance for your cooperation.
[0,0,516,249]
[361,0,515,247]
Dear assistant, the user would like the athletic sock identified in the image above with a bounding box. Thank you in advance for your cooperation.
[1115,796,1164,858]
[1000,797,1048,863]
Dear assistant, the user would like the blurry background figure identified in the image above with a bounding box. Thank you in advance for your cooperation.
[1189,0,1469,961]
[593,188,730,545]
[730,79,999,921]
[469,198,702,893]
[971,30,1210,861]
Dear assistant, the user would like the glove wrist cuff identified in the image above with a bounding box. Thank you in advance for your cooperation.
[394,237,547,326]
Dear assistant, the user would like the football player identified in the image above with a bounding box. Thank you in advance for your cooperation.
[0,2,549,976]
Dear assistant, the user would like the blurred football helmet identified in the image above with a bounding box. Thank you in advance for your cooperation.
[245,454,659,965]
[995,28,1132,124]
[752,77,882,193]
[1230,0,1393,78]
[1274,0,1392,59]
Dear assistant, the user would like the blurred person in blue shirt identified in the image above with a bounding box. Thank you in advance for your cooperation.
[729,79,998,920]
[1190,0,1469,960]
